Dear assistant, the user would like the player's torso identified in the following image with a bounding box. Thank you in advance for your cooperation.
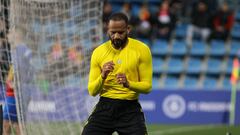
[96,40,140,99]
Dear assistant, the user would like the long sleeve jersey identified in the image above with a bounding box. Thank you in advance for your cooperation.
[88,38,152,100]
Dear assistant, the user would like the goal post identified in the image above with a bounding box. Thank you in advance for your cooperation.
[2,0,103,135]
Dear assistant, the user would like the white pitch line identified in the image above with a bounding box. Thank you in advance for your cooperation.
[148,125,220,135]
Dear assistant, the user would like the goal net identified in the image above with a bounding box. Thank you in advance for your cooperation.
[1,0,103,134]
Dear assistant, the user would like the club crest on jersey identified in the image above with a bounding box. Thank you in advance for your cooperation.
[117,59,122,64]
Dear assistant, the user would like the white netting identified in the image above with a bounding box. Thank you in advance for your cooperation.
[2,0,103,134]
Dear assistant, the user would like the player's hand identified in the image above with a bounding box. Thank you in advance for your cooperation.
[101,61,115,79]
[116,73,129,88]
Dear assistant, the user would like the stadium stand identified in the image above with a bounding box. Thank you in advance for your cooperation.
[106,0,240,90]
[174,23,188,40]
[166,57,184,74]
[229,40,240,56]
[206,57,223,74]
[171,40,187,56]
[231,22,240,40]
[209,40,226,56]
[151,39,169,56]
[186,57,203,74]
[152,57,164,74]
[183,75,199,89]
[202,75,218,89]
[190,40,208,56]
[163,75,179,89]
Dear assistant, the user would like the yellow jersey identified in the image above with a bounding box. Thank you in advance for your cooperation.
[88,38,152,100]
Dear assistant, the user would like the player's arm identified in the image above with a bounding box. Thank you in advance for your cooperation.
[88,51,104,96]
[128,46,152,94]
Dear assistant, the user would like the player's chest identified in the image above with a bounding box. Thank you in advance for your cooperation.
[100,50,139,71]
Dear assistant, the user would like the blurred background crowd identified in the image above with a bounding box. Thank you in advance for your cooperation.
[1,0,240,91]
[102,0,240,90]
[103,0,238,43]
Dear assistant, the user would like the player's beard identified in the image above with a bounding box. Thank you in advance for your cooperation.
[110,36,128,49]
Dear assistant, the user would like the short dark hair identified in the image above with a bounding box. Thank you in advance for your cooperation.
[108,12,129,25]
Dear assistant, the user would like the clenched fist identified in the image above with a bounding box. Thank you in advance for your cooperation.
[116,73,129,88]
[101,61,115,79]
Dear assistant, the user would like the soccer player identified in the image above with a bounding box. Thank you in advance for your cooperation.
[8,28,33,122]
[82,12,152,135]
[3,65,21,135]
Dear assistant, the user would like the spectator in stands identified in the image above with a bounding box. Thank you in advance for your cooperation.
[208,2,234,42]
[48,35,66,86]
[68,46,82,67]
[49,35,63,61]
[67,36,84,73]
[177,0,193,19]
[186,1,211,45]
[202,0,219,14]
[155,1,177,41]
[121,2,138,26]
[103,1,113,34]
[189,0,219,16]
[169,0,184,19]
[121,2,132,22]
[135,4,152,39]
[121,2,138,37]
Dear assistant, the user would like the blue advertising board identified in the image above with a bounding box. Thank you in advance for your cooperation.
[1,84,239,125]
[139,90,240,125]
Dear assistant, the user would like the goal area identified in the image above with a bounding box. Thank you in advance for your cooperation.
[1,0,103,134]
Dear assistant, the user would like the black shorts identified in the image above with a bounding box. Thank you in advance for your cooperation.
[82,97,148,135]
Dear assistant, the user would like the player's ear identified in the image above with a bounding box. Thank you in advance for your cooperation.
[106,30,110,36]
[127,25,131,34]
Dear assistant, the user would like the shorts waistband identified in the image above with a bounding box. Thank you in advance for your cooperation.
[99,96,138,103]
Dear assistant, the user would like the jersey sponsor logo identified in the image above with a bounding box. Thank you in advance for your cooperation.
[162,94,186,119]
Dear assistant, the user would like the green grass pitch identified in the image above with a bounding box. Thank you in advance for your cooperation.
[147,124,240,135]
[24,122,240,135]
